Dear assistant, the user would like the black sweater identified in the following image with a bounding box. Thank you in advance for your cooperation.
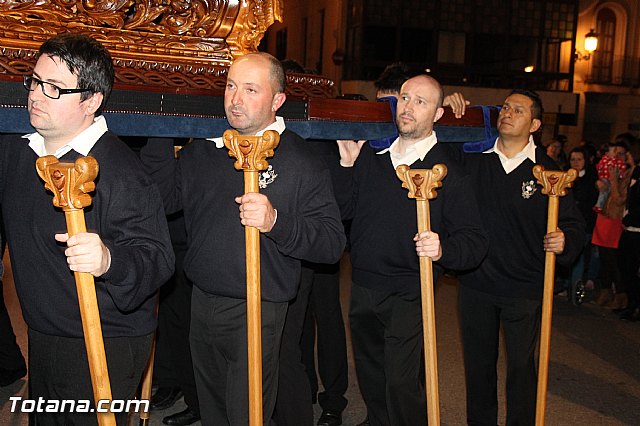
[332,142,488,293]
[140,129,346,302]
[623,167,640,228]
[0,132,175,337]
[572,167,598,233]
[459,147,585,300]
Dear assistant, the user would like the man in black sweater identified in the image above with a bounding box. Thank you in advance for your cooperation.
[456,89,584,426]
[0,34,175,425]
[334,75,488,426]
[140,52,346,425]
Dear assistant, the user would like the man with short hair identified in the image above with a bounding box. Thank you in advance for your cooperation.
[456,89,583,425]
[141,52,346,425]
[0,33,175,425]
[334,74,488,426]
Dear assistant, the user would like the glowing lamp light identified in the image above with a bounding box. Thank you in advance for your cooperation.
[584,29,598,53]
[575,29,598,62]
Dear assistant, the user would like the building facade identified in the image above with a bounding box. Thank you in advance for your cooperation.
[263,0,640,149]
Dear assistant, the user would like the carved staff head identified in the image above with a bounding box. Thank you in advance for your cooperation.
[35,155,99,211]
[532,165,577,198]
[396,164,448,201]
[224,129,280,172]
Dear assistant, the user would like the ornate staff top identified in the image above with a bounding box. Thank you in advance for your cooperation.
[224,129,280,172]
[35,155,99,211]
[532,165,577,197]
[396,164,448,201]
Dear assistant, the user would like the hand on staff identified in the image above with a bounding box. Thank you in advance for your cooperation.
[235,192,277,233]
[414,230,442,261]
[543,230,565,254]
[443,92,471,119]
[54,232,112,276]
[336,139,367,167]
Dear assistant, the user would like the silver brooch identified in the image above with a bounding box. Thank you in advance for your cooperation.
[521,180,537,199]
[259,165,278,189]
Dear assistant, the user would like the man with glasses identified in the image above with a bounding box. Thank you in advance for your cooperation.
[455,90,583,425]
[0,33,174,425]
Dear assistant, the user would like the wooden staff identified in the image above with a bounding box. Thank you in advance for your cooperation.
[36,156,116,426]
[138,333,156,425]
[531,165,577,426]
[137,143,184,424]
[396,163,447,426]
[224,129,280,426]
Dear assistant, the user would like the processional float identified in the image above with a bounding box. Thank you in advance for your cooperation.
[0,1,497,424]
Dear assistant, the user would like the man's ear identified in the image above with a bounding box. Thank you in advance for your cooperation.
[433,107,445,123]
[530,118,542,133]
[272,92,286,112]
[84,92,103,116]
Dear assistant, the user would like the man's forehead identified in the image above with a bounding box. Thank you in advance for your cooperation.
[504,94,532,108]
[35,54,76,81]
[401,81,437,99]
[228,59,268,84]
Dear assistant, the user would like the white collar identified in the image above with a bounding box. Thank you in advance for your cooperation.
[378,131,438,169]
[26,115,108,158]
[208,116,287,148]
[483,135,536,174]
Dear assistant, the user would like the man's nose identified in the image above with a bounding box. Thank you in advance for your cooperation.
[402,101,413,112]
[29,83,46,101]
[231,91,243,105]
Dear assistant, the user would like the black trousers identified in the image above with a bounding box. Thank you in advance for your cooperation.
[0,278,26,373]
[28,328,152,426]
[458,285,541,426]
[273,266,314,426]
[619,231,640,306]
[301,261,348,413]
[190,288,287,426]
[153,247,199,414]
[600,246,623,292]
[349,284,426,426]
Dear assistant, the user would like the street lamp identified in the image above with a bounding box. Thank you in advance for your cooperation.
[575,29,598,61]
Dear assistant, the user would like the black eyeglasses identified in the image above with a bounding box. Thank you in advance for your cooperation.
[23,75,91,100]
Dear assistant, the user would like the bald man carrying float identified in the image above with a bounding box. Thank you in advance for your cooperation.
[140,53,346,426]
[333,75,488,426]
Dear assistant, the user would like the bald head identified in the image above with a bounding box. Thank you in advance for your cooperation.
[224,52,287,135]
[401,75,444,108]
[232,52,286,95]
[395,75,445,142]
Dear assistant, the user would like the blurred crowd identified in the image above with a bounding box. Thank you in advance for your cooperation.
[545,133,640,321]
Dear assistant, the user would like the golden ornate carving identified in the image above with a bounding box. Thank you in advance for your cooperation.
[532,165,577,197]
[0,4,233,64]
[226,0,283,58]
[35,156,99,211]
[0,1,238,38]
[0,0,336,97]
[223,129,280,172]
[396,164,448,201]
[284,73,335,98]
